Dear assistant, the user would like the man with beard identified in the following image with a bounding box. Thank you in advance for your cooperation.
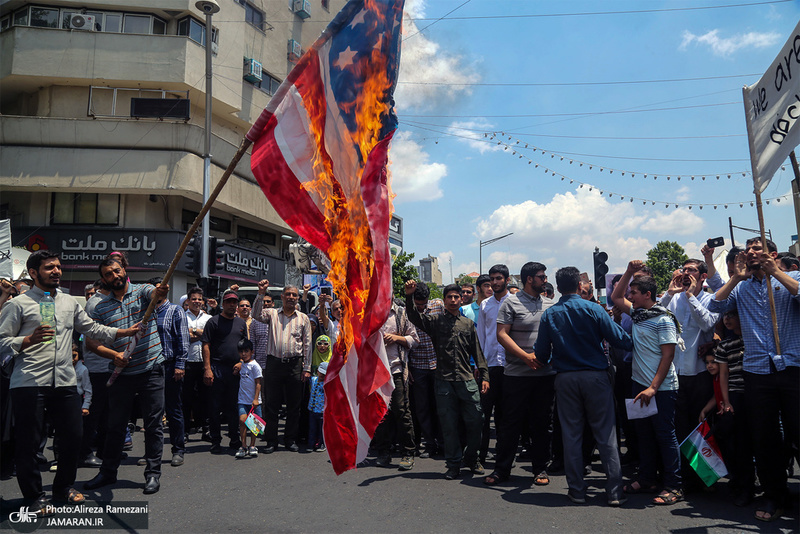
[0,251,139,513]
[84,257,169,495]
[476,264,510,464]
[707,237,800,522]
[485,262,554,487]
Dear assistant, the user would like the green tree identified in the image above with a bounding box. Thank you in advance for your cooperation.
[427,283,443,300]
[456,273,475,285]
[646,241,688,293]
[392,251,418,298]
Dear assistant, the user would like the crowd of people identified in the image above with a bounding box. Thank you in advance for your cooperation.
[0,238,797,523]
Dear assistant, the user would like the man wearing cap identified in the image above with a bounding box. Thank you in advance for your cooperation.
[252,280,312,453]
[202,290,248,453]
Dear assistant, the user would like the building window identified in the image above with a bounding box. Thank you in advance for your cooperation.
[253,72,282,95]
[236,0,265,31]
[29,6,59,28]
[238,225,276,246]
[123,14,151,34]
[51,193,120,225]
[178,17,218,47]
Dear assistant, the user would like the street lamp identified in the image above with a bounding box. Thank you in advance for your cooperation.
[479,232,513,274]
[196,0,220,278]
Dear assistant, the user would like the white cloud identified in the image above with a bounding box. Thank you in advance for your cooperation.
[679,29,781,57]
[447,120,503,154]
[472,188,706,274]
[395,0,480,110]
[676,186,691,202]
[388,130,447,202]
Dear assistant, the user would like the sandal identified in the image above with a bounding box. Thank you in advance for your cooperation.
[533,471,550,486]
[53,488,85,504]
[652,488,683,506]
[623,480,657,494]
[754,499,784,522]
[483,471,509,486]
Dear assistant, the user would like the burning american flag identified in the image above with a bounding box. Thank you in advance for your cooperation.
[245,0,405,474]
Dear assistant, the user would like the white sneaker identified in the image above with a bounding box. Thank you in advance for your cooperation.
[235,447,247,459]
[248,446,259,458]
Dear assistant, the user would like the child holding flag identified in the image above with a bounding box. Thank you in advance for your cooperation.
[234,339,262,459]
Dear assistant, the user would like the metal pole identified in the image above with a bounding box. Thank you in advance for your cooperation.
[201,10,214,278]
[790,151,800,242]
[728,216,735,247]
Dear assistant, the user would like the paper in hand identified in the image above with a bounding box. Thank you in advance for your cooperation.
[625,398,658,420]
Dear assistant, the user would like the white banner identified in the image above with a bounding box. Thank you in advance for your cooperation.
[743,19,800,193]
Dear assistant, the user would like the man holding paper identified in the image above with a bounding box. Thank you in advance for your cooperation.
[610,261,682,506]
[534,267,632,506]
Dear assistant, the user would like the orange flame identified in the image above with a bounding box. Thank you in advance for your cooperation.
[302,0,396,360]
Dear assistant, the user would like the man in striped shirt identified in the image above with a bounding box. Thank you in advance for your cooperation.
[85,257,168,495]
[252,280,312,453]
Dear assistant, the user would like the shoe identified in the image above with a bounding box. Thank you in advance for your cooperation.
[248,446,259,458]
[201,431,212,443]
[170,453,184,467]
[143,476,160,495]
[123,441,133,451]
[445,467,461,480]
[29,497,54,517]
[584,464,592,476]
[263,445,276,454]
[568,491,586,504]
[52,488,85,504]
[375,455,391,468]
[469,461,485,475]
[210,443,223,454]
[287,443,300,453]
[317,445,326,452]
[49,461,58,472]
[399,455,414,471]
[485,451,495,461]
[84,472,117,490]
[35,452,48,465]
[484,471,509,486]
[80,454,102,468]
[608,496,628,507]
[137,458,147,466]
[235,447,247,459]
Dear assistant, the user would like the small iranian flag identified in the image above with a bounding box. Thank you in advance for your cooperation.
[679,420,728,486]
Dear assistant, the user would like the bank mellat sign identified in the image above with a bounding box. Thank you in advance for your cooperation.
[15,227,285,284]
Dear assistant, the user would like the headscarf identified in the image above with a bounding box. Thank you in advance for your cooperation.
[312,334,332,372]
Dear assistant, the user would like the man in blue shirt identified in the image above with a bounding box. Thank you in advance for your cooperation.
[535,267,632,506]
[707,237,799,522]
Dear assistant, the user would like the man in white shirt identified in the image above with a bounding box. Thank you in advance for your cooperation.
[183,287,211,437]
[476,264,510,464]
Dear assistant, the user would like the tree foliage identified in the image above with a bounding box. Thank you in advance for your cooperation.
[646,241,688,293]
[457,273,475,285]
[427,283,443,300]
[392,251,418,298]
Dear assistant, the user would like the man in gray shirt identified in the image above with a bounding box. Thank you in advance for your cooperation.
[0,251,138,514]
[485,261,555,487]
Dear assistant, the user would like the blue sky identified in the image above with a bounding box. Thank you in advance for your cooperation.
[387,0,800,282]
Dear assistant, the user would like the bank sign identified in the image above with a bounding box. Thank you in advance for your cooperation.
[218,242,285,285]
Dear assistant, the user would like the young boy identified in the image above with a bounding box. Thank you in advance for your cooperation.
[610,261,682,505]
[234,339,262,459]
[308,361,327,452]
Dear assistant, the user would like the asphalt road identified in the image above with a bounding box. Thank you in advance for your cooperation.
[1,429,798,534]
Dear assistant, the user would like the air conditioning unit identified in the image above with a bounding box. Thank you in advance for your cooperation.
[293,0,311,19]
[288,39,302,61]
[243,58,262,83]
[70,14,96,31]
[211,41,219,55]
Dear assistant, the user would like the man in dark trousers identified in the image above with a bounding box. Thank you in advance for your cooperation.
[202,290,247,454]
[405,280,489,480]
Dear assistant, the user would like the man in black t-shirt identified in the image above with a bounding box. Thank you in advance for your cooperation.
[202,290,247,453]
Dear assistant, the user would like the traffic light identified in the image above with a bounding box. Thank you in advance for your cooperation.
[593,250,609,289]
[185,235,202,275]
[209,237,225,274]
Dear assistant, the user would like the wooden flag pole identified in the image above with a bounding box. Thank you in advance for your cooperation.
[742,87,781,355]
[143,137,253,322]
[107,137,252,386]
